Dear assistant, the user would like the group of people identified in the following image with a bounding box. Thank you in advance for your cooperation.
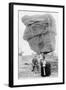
[32,53,51,77]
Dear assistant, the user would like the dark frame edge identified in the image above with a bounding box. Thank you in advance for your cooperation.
[63,6,65,84]
[9,2,64,8]
[9,3,14,87]
[9,2,65,87]
[10,82,64,88]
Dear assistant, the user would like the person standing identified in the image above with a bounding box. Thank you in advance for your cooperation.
[40,53,51,77]
[32,56,39,72]
[40,53,46,76]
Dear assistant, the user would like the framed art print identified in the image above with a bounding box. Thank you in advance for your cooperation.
[9,2,65,87]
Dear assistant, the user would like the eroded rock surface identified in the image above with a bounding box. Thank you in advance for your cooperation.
[22,14,56,54]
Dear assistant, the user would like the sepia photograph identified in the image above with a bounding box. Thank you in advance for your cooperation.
[9,3,64,87]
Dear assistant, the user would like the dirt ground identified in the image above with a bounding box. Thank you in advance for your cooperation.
[18,54,58,79]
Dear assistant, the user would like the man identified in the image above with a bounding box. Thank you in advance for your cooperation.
[32,56,39,72]
[40,53,46,76]
[40,53,51,77]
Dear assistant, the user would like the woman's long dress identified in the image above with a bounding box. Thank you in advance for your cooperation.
[40,61,51,77]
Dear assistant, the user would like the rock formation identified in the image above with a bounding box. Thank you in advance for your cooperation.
[22,14,56,54]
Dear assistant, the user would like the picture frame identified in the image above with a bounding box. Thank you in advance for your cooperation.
[9,2,65,87]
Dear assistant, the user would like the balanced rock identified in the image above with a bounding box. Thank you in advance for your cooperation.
[22,14,56,54]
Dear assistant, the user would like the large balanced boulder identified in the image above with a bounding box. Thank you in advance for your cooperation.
[22,14,56,54]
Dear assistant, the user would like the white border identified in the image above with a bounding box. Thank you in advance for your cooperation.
[13,5,63,85]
